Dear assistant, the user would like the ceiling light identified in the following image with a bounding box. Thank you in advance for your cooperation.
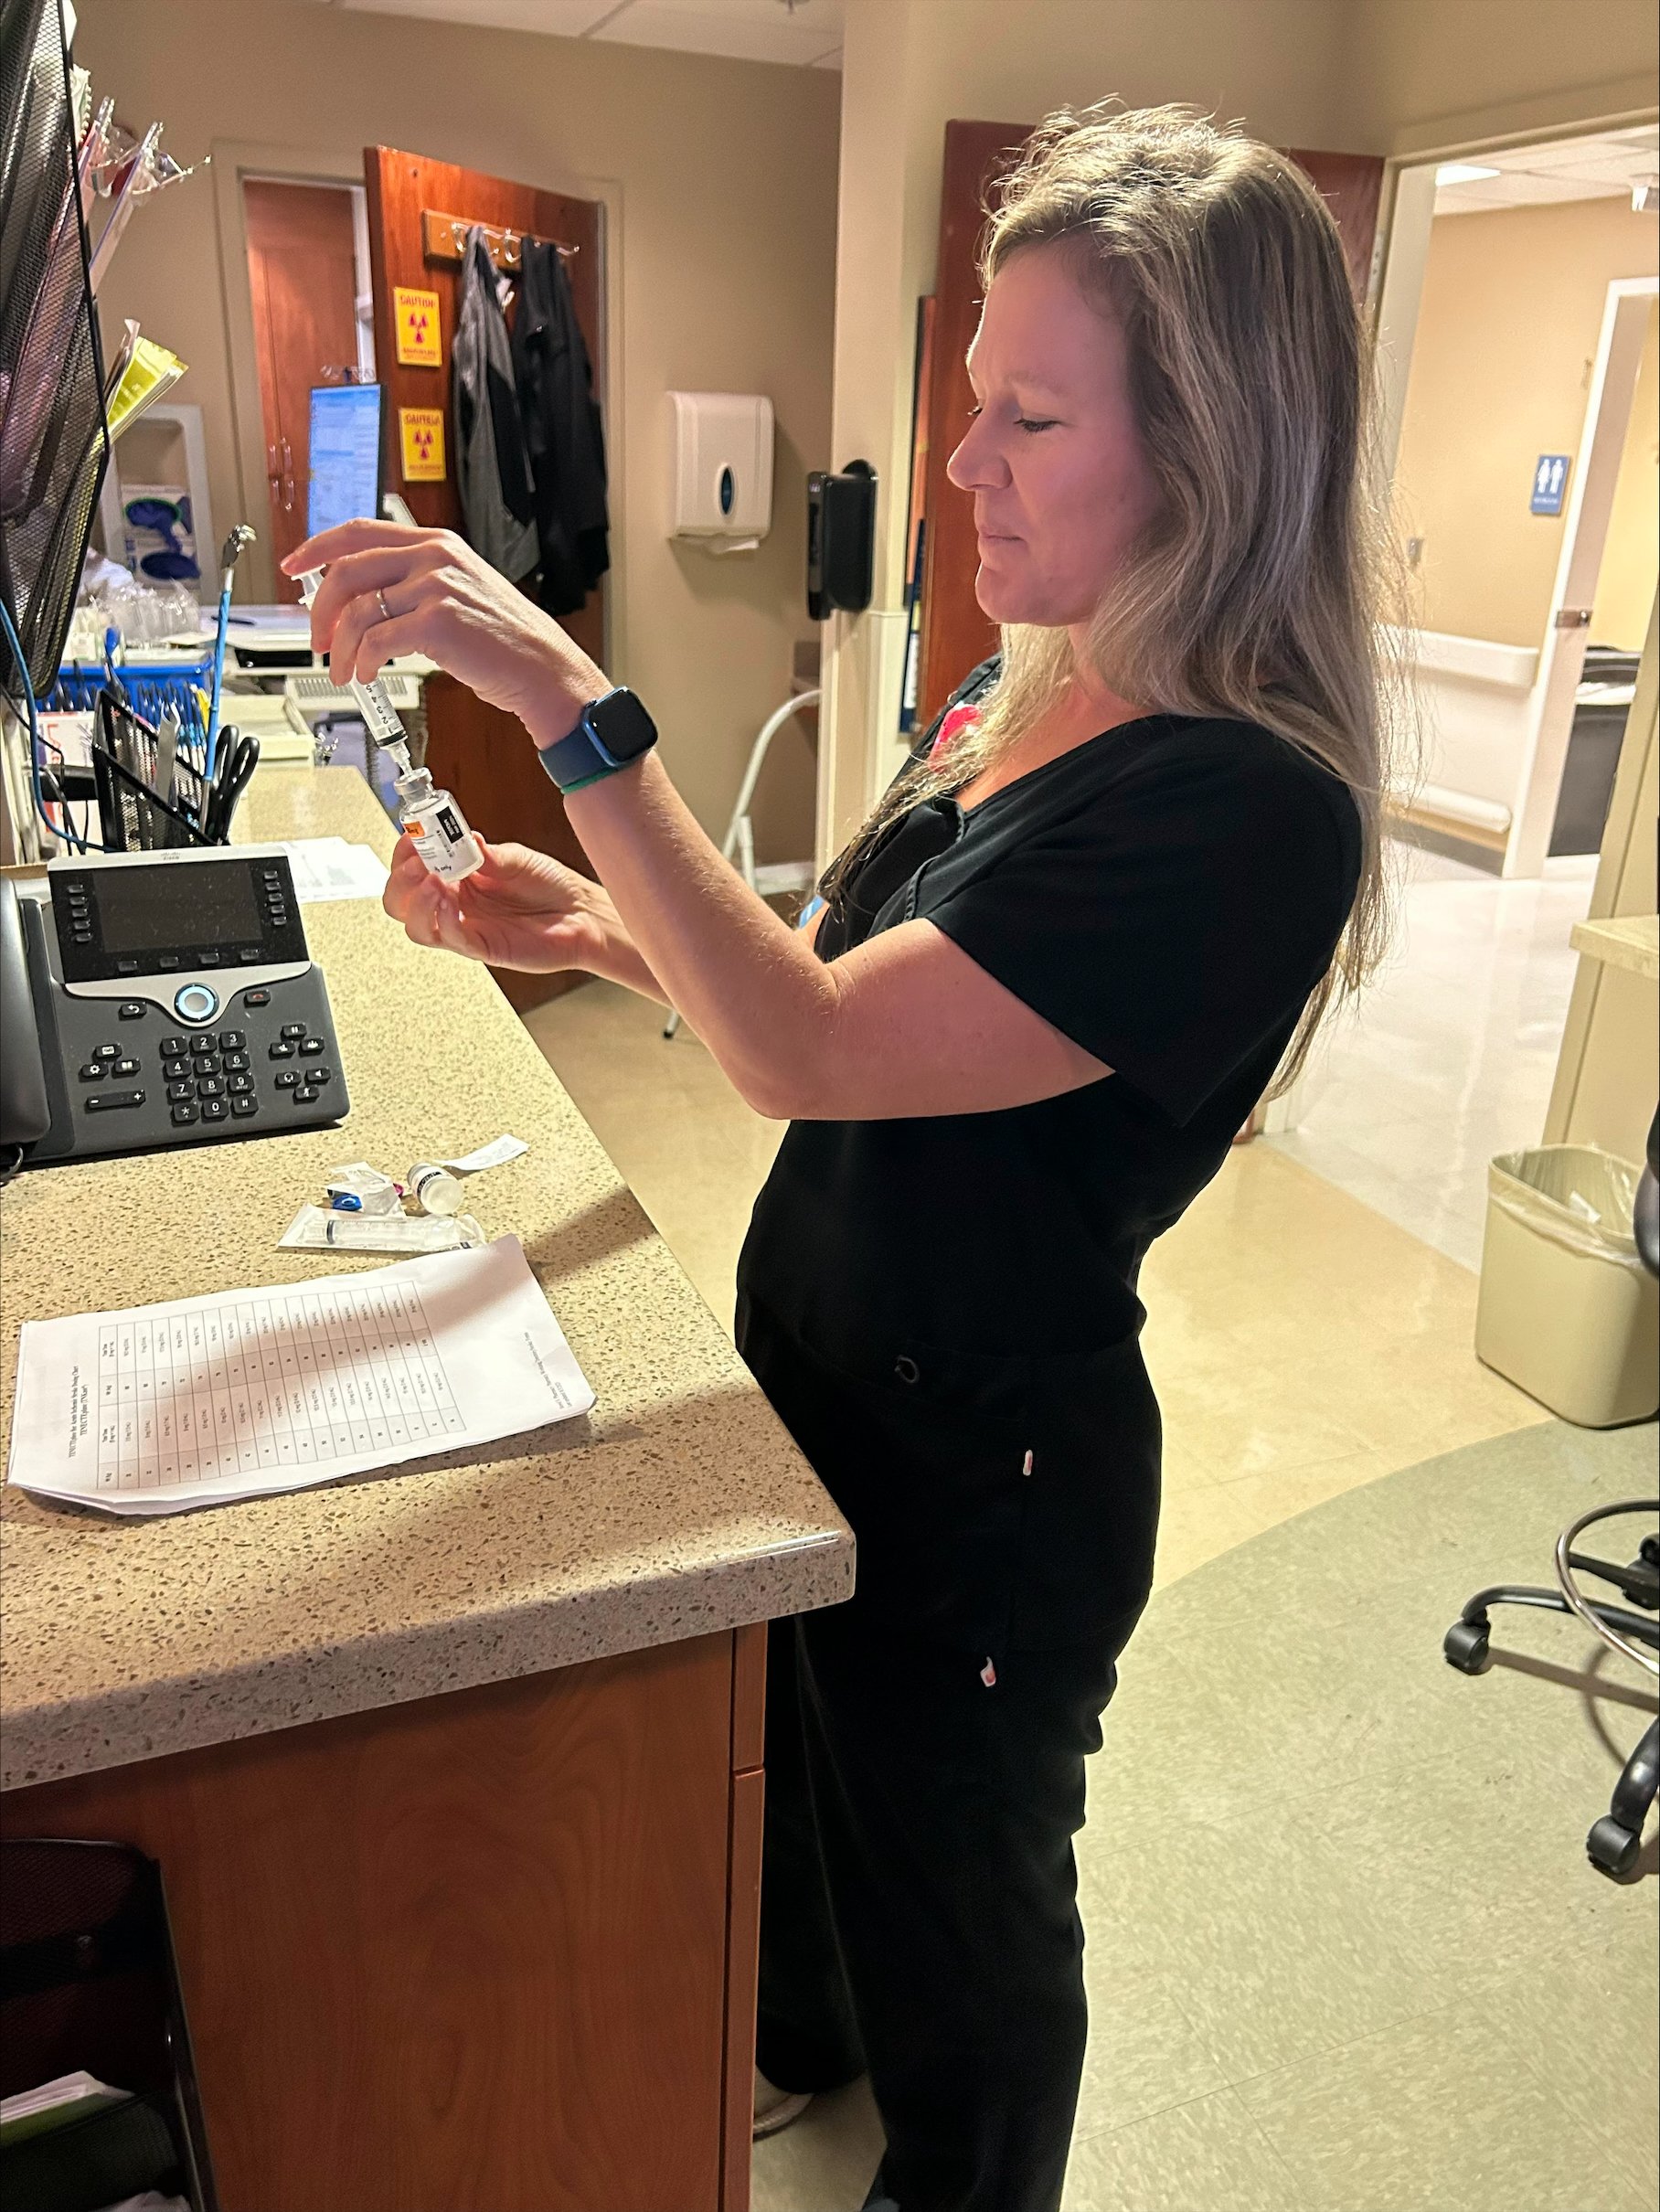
[1436,162,1502,186]
[1633,175,1660,213]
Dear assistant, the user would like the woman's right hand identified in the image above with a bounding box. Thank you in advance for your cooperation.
[384,835,622,974]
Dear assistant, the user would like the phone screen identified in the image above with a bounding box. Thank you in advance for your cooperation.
[95,863,262,953]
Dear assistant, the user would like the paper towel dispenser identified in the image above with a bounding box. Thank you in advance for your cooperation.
[668,391,774,553]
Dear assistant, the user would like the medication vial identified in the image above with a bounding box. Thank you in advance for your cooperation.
[296,566,484,879]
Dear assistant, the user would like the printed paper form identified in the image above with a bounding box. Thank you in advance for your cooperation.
[5,1237,593,1517]
[279,836,390,903]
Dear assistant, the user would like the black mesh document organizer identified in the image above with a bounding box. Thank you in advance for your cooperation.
[0,1838,218,2212]
[0,0,110,697]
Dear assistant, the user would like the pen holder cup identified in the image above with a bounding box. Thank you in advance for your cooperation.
[0,1837,218,2210]
[91,743,216,852]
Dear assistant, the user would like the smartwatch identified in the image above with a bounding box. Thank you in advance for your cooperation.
[536,687,658,793]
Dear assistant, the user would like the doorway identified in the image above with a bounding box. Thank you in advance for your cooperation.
[1264,123,1658,1259]
[243,177,376,591]
[1374,125,1659,879]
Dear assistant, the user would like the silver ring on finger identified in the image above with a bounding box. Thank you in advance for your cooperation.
[376,588,394,624]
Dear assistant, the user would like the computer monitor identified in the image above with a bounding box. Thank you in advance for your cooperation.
[306,384,382,538]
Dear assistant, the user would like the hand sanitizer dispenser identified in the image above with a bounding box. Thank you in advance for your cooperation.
[668,392,774,554]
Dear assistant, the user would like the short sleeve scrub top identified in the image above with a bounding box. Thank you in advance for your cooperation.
[736,660,1364,1667]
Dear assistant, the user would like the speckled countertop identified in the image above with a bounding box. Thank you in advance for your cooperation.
[1,769,852,1792]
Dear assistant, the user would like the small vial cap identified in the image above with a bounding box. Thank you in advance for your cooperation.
[408,1161,465,1217]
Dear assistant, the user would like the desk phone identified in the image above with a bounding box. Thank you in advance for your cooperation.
[2,846,349,1164]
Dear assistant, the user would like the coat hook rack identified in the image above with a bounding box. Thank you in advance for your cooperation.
[420,208,578,274]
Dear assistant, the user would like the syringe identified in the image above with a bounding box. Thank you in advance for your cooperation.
[295,566,415,777]
[296,565,484,881]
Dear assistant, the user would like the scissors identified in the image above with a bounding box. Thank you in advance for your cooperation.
[204,727,260,842]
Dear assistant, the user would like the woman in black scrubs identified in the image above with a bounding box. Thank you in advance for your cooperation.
[288,102,1391,2212]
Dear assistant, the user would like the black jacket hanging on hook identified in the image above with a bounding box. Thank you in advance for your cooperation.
[510,237,610,618]
[452,228,537,583]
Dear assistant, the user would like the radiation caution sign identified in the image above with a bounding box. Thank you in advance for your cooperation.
[393,285,442,367]
[399,407,446,482]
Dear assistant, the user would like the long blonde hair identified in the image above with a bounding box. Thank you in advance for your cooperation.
[830,102,1403,1091]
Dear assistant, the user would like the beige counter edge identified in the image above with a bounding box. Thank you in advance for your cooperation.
[3,1534,852,1792]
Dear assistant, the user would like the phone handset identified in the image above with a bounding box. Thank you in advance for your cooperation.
[0,881,51,1153]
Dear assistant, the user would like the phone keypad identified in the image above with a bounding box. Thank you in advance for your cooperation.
[68,990,337,1148]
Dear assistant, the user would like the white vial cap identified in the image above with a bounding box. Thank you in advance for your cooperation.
[409,1161,465,1217]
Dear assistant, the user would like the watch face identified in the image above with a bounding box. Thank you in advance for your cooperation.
[589,688,658,766]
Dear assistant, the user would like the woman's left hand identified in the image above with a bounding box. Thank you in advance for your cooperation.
[281,520,608,750]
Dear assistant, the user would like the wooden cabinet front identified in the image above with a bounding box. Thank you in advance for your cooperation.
[2,1626,768,2212]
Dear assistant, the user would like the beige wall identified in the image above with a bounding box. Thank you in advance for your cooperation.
[71,0,839,845]
[1340,0,1659,155]
[1597,303,1660,650]
[1391,197,1658,647]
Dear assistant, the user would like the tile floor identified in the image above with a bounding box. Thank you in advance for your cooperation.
[522,969,1586,2210]
[1061,1419,1657,2212]
[1266,845,1599,1270]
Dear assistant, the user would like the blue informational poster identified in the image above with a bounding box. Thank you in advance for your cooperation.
[1530,453,1570,516]
[308,384,383,537]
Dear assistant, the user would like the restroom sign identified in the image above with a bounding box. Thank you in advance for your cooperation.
[394,285,442,367]
[1530,453,1570,516]
[399,407,446,481]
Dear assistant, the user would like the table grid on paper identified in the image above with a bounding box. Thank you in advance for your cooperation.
[95,1278,468,1492]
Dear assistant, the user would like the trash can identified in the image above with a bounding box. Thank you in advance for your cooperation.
[1475,1145,1660,1427]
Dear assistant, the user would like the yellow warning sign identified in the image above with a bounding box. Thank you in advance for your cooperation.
[399,408,446,482]
[393,285,441,367]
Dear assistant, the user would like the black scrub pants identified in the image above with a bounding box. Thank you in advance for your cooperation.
[740,1296,1156,2212]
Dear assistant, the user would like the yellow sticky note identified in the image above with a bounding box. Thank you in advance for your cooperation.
[399,408,446,482]
[394,286,441,367]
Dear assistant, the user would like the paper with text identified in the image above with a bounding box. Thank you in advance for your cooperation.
[6,1238,592,1517]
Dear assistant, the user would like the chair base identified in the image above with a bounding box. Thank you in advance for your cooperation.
[1443,1548,1659,1880]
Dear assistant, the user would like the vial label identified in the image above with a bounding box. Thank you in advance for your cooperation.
[402,803,484,883]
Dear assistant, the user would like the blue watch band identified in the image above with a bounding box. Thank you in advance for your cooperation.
[536,687,657,792]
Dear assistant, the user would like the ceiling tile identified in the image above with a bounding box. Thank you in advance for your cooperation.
[1436,175,1627,216]
[340,0,617,31]
[614,0,840,22]
[1432,123,1660,217]
[591,0,839,64]
[1507,128,1657,175]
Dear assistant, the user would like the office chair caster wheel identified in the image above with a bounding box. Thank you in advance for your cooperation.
[1587,1815,1642,1878]
[1442,1620,1491,1674]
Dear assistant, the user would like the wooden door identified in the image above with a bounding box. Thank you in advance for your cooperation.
[914,122,1385,726]
[917,122,1034,728]
[363,146,608,1012]
[244,180,363,589]
[361,145,605,672]
[1283,147,1385,304]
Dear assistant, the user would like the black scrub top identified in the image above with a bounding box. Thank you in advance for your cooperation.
[740,657,1362,1356]
[735,658,1362,1651]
